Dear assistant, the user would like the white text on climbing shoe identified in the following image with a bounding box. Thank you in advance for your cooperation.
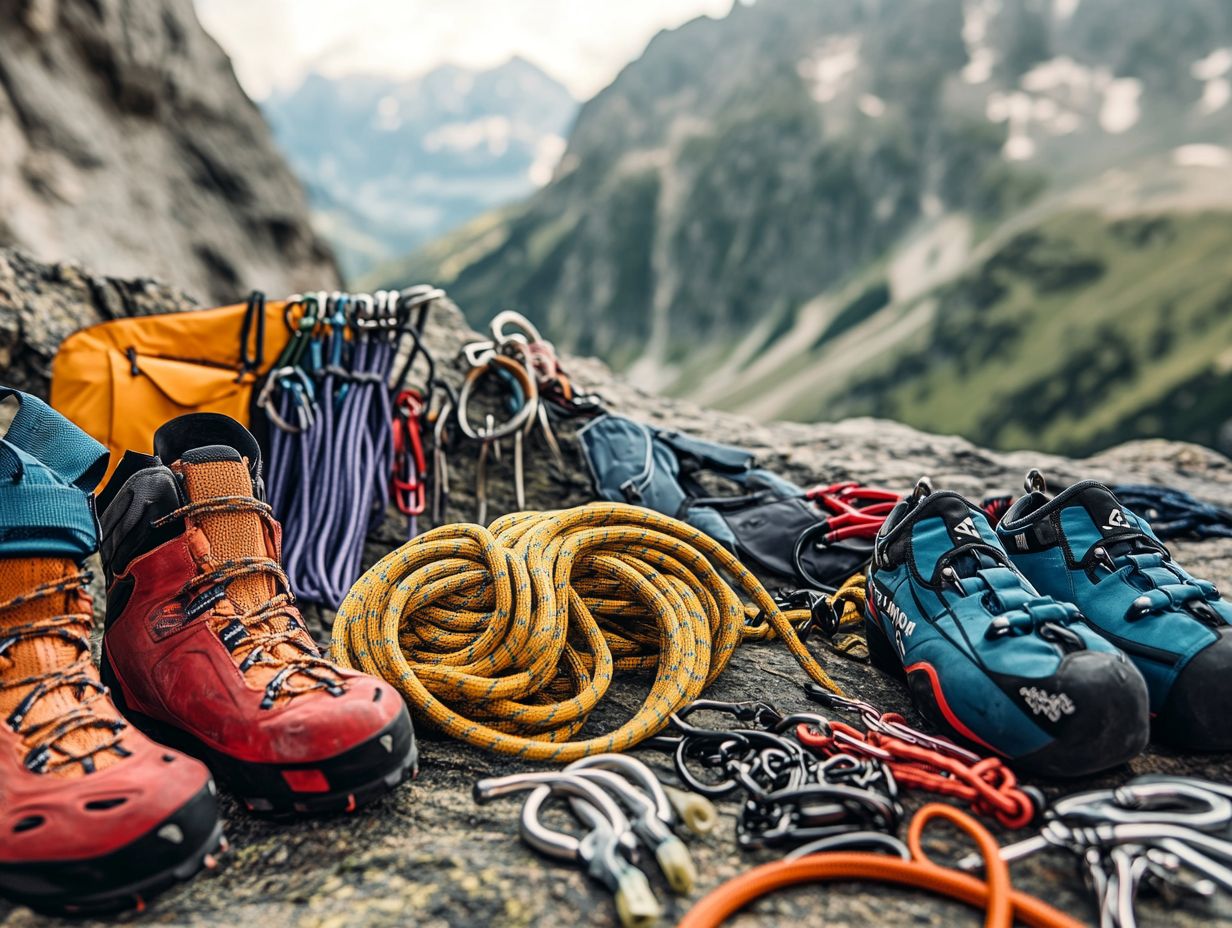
[1018,686,1076,723]
[875,586,916,656]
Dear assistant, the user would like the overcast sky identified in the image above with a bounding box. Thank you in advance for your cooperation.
[194,0,741,100]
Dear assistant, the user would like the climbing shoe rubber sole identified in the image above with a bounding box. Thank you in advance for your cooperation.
[864,613,1149,778]
[101,654,418,817]
[0,782,224,917]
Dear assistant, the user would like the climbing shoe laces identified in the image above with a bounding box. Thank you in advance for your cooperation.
[933,540,1088,647]
[0,565,127,775]
[1014,470,1224,626]
[152,490,346,709]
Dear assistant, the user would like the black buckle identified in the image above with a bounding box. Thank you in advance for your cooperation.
[762,589,837,643]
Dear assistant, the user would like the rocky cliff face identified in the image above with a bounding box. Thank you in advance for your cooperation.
[0,0,339,305]
[3,246,1231,926]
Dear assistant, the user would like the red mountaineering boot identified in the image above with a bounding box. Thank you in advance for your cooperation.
[96,413,416,815]
[0,390,221,916]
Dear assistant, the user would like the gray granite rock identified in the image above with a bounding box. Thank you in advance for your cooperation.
[0,0,338,304]
[3,277,1231,928]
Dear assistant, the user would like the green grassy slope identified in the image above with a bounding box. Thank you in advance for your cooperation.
[812,210,1232,454]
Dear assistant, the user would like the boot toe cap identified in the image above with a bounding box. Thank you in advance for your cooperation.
[1155,627,1232,751]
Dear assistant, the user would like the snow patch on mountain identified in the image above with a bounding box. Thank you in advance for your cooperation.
[798,36,861,103]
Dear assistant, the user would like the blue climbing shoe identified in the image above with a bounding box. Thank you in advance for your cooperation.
[998,470,1232,752]
[867,479,1149,777]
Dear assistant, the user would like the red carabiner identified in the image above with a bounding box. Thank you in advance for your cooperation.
[392,390,427,516]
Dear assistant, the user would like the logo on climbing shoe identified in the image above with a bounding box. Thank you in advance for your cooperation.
[1018,686,1076,723]
[1103,509,1128,531]
[874,586,916,656]
[954,517,981,540]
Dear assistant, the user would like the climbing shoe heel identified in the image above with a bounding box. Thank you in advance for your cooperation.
[863,612,907,683]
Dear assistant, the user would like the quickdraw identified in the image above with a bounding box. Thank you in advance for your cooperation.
[644,689,1039,838]
[391,389,427,536]
[642,699,902,852]
[457,310,601,521]
[800,684,1040,830]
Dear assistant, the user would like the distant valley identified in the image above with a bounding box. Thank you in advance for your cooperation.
[263,57,576,280]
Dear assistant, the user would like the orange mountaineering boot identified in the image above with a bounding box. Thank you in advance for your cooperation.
[0,390,221,916]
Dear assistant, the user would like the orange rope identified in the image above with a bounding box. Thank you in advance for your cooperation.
[678,804,1084,928]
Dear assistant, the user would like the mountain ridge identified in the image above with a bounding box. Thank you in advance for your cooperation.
[372,0,1232,455]
[264,56,576,279]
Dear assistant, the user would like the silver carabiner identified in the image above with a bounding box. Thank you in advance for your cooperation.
[490,309,542,347]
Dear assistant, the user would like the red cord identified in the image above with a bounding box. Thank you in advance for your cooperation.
[796,721,1036,829]
[392,390,427,516]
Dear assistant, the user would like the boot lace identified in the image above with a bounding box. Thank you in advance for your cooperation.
[153,497,346,708]
[0,573,127,774]
[935,545,1085,648]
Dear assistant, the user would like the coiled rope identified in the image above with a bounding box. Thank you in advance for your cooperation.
[331,502,843,760]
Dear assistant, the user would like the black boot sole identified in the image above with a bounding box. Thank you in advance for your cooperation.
[101,651,418,817]
[0,783,224,918]
[865,613,1149,777]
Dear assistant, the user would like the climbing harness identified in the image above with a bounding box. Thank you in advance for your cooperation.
[579,414,900,592]
[792,481,902,590]
[331,502,843,761]
[475,755,712,928]
[678,803,1085,928]
[957,775,1232,928]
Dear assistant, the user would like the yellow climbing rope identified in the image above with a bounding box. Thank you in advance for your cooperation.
[331,502,843,761]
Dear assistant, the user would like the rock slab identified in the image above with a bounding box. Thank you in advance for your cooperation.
[0,258,1230,928]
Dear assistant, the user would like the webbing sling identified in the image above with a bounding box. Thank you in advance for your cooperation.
[266,294,399,607]
[331,503,843,761]
[0,388,109,559]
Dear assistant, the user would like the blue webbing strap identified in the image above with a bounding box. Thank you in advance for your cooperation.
[0,441,99,559]
[0,388,109,491]
[0,387,106,560]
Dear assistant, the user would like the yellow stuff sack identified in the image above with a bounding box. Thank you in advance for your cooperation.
[51,294,292,479]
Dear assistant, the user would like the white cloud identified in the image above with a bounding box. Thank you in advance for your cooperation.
[194,0,737,100]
